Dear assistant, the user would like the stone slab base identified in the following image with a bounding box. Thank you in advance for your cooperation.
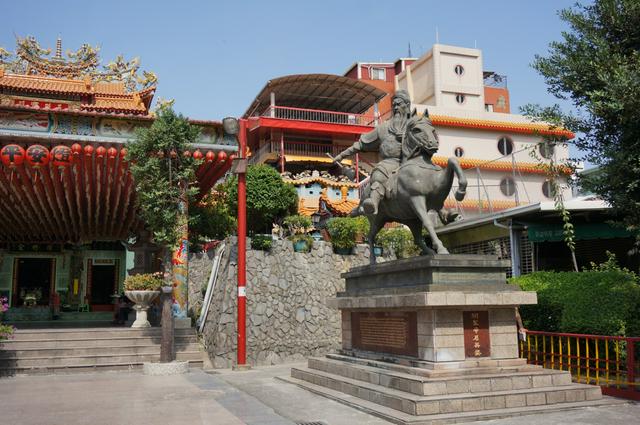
[143,361,189,376]
[286,354,622,425]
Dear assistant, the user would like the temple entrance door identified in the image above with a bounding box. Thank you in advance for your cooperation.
[13,258,55,307]
[88,260,118,311]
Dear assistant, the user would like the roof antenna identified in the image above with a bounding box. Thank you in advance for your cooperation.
[436,27,440,44]
[408,42,412,58]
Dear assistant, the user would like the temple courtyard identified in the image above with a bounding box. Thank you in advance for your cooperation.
[1,365,638,425]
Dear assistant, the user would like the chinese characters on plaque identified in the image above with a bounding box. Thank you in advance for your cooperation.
[463,311,490,358]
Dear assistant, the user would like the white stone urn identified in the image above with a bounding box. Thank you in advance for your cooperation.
[125,290,160,328]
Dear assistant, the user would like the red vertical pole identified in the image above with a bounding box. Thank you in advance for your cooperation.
[237,119,248,368]
[355,153,360,184]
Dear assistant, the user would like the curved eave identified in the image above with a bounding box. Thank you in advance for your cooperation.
[431,115,575,138]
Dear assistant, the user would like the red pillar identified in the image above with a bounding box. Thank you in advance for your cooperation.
[236,119,248,368]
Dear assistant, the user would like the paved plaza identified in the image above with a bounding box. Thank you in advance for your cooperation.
[0,363,638,425]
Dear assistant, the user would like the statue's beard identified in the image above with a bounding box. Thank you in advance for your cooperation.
[391,106,409,135]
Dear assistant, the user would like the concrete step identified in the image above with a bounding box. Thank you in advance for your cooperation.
[0,350,203,369]
[2,335,196,349]
[309,356,572,396]
[9,327,195,340]
[292,366,601,416]
[0,357,205,376]
[327,353,538,377]
[0,343,201,358]
[280,374,626,425]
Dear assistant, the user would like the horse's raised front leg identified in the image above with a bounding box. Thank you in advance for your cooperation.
[408,196,449,254]
[407,220,435,256]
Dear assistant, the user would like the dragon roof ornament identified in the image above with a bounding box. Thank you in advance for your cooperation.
[0,36,157,92]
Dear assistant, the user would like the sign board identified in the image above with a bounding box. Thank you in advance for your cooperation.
[351,311,418,357]
[463,311,491,358]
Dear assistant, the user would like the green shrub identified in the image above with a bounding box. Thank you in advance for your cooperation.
[353,216,370,235]
[327,217,359,249]
[510,268,640,336]
[376,227,420,258]
[124,272,163,291]
[250,234,273,251]
[227,165,298,234]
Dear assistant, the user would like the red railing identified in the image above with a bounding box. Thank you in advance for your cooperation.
[520,330,640,400]
[261,105,378,127]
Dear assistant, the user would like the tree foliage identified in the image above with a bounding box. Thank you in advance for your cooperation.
[226,164,298,234]
[128,107,201,248]
[529,0,640,231]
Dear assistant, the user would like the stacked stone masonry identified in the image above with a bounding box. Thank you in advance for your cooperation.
[195,238,382,368]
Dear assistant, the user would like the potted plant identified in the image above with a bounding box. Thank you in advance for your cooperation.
[284,215,314,253]
[124,272,163,328]
[327,217,358,255]
[353,216,370,244]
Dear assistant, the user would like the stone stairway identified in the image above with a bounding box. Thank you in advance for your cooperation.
[284,353,624,425]
[0,327,204,376]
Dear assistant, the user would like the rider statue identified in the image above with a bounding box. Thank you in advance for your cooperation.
[333,90,438,215]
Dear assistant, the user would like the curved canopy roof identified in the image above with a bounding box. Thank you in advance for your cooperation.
[244,73,387,117]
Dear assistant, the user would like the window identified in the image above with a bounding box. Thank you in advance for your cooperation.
[485,104,494,112]
[454,147,464,157]
[455,94,465,104]
[454,64,465,76]
[542,180,554,198]
[371,67,386,81]
[539,141,555,159]
[500,177,516,197]
[497,136,513,155]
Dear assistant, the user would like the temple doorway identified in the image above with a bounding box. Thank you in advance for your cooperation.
[13,258,55,307]
[88,259,119,311]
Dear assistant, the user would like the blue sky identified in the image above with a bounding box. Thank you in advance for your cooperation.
[3,1,578,129]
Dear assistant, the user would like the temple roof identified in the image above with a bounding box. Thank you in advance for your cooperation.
[0,36,157,116]
[244,73,387,117]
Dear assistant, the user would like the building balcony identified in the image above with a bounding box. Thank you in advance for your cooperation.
[249,140,348,165]
[254,105,378,128]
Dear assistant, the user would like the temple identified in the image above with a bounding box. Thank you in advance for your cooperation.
[0,37,237,317]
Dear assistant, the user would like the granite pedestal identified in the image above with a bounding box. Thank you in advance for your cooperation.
[288,255,614,425]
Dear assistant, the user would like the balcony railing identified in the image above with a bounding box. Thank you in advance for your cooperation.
[260,105,378,127]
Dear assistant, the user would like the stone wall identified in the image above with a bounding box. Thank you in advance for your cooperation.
[195,238,377,368]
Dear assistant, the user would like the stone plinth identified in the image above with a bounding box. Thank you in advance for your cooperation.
[329,255,536,367]
[288,255,612,424]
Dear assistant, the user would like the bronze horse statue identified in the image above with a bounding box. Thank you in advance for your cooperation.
[357,113,467,263]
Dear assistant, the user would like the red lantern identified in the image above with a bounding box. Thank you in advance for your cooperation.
[96,146,106,158]
[26,145,50,168]
[119,148,128,159]
[1,144,25,168]
[218,151,228,162]
[84,145,94,156]
[107,147,118,159]
[71,143,82,156]
[183,150,191,158]
[192,150,203,160]
[170,150,178,159]
[205,151,216,163]
[50,145,73,168]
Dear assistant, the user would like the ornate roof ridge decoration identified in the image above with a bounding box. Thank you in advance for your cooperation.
[0,36,157,93]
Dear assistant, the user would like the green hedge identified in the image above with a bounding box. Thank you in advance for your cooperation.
[510,270,640,336]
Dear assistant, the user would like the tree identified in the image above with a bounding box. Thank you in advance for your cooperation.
[226,164,298,234]
[529,0,640,232]
[128,107,201,249]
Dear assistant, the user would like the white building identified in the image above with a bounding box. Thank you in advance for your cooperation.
[392,44,573,218]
